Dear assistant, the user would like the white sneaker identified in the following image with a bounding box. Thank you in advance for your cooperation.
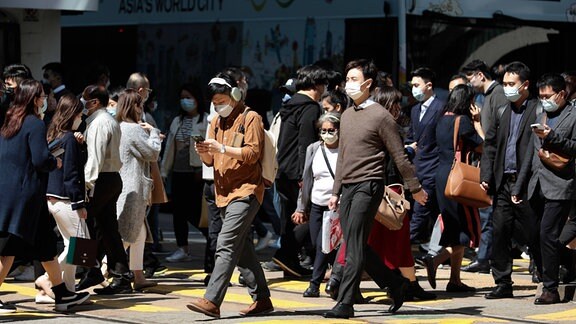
[35,293,55,304]
[165,248,192,262]
[13,265,34,281]
[255,232,274,251]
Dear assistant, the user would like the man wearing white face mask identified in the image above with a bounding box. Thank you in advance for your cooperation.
[480,61,542,300]
[405,67,444,246]
[325,59,428,319]
[272,65,327,278]
[187,73,272,318]
[512,73,576,305]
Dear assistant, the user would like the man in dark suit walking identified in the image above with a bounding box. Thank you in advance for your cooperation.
[406,67,444,245]
[512,73,576,304]
[480,61,542,299]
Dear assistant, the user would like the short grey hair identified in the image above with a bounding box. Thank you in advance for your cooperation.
[317,111,341,129]
[126,72,149,90]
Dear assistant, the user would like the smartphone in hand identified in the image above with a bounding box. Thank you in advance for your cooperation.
[191,135,205,143]
[530,123,546,131]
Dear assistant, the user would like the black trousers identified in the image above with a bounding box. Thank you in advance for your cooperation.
[338,180,385,305]
[171,171,207,247]
[530,184,572,292]
[309,203,336,287]
[86,172,129,274]
[490,174,541,287]
[273,177,302,263]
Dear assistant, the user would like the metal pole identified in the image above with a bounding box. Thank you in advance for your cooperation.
[398,0,407,85]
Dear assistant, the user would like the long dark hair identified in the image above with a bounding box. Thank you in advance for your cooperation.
[47,94,82,143]
[374,86,402,120]
[1,79,43,138]
[444,84,475,118]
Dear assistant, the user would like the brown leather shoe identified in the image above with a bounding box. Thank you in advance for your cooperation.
[186,298,220,318]
[534,290,561,305]
[239,297,274,316]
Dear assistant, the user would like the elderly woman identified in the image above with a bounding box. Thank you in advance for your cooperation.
[115,89,162,290]
[292,112,341,298]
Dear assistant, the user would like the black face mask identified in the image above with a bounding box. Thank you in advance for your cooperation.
[4,87,14,98]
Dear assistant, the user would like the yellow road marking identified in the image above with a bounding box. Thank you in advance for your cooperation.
[170,288,318,308]
[0,282,38,296]
[243,320,367,324]
[1,312,57,317]
[384,318,508,323]
[526,308,576,321]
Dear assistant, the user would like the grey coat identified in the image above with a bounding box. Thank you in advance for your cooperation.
[296,141,331,213]
[514,105,576,201]
[117,122,161,243]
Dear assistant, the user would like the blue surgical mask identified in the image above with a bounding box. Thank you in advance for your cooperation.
[282,93,292,103]
[41,97,48,113]
[503,83,524,102]
[541,98,560,113]
[80,97,89,115]
[412,86,425,102]
[180,98,197,112]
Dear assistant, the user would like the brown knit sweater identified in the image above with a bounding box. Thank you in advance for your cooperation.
[333,101,421,195]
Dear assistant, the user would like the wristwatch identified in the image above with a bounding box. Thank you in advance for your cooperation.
[220,144,226,154]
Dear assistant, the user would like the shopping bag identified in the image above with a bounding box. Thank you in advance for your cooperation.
[66,219,98,267]
[321,210,342,254]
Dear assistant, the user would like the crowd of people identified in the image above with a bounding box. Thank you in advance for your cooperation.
[0,57,575,319]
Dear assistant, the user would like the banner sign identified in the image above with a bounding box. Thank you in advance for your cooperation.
[62,0,387,26]
[1,0,98,11]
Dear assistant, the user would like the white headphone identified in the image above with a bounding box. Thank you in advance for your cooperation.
[208,77,242,101]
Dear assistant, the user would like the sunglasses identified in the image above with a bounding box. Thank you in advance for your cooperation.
[320,128,337,135]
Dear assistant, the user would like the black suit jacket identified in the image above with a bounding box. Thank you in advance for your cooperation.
[480,98,538,193]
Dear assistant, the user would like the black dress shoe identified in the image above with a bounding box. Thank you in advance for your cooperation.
[405,281,437,301]
[423,255,437,289]
[303,285,320,297]
[388,279,409,313]
[534,290,561,305]
[446,282,476,293]
[323,303,354,319]
[461,261,490,274]
[93,277,133,295]
[75,270,105,291]
[485,285,513,299]
[325,279,339,300]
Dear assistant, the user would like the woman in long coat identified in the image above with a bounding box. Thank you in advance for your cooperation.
[0,80,89,312]
[115,89,162,290]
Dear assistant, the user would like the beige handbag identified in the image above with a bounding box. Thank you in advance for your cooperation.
[375,184,410,230]
[150,161,169,204]
[444,116,491,208]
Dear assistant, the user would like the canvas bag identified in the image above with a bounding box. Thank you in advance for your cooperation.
[375,183,410,230]
[67,219,98,267]
[444,115,492,208]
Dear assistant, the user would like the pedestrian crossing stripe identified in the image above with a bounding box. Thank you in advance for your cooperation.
[0,282,177,313]
[243,320,367,324]
[382,318,508,323]
[1,312,57,318]
[526,308,576,321]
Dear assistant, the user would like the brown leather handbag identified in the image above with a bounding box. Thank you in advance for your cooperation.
[444,116,492,208]
[150,161,169,204]
[537,115,572,171]
[375,184,410,230]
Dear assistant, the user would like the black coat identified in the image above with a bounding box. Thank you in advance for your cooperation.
[0,115,57,243]
[276,93,322,181]
[481,98,538,194]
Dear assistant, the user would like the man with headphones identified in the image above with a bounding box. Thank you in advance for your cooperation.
[272,65,328,278]
[187,73,273,318]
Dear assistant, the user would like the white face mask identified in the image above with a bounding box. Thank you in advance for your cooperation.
[214,101,234,118]
[504,84,523,102]
[321,132,338,145]
[80,98,89,115]
[41,97,48,113]
[72,117,82,130]
[345,82,363,100]
[541,96,560,113]
[412,86,426,102]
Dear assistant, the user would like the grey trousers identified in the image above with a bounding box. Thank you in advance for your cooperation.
[204,195,271,306]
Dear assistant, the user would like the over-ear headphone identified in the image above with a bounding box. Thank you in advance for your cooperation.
[208,77,242,101]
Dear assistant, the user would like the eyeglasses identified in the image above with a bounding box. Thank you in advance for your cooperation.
[320,128,337,135]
